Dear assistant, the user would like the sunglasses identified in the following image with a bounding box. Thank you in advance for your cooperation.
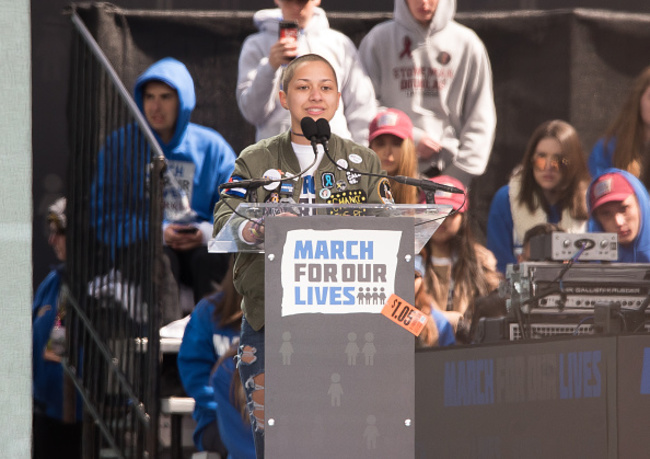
[531,154,569,171]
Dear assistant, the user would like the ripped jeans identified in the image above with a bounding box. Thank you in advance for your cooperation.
[238,316,265,458]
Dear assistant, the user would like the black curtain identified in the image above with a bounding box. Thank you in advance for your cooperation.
[72,3,650,238]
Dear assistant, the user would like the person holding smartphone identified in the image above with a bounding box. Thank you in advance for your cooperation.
[133,58,237,305]
[236,0,377,145]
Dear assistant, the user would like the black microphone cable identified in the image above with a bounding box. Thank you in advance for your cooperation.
[315,118,463,194]
[216,124,325,239]
[309,117,467,228]
[516,242,587,339]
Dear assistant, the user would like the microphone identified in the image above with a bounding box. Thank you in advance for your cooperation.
[219,178,275,190]
[220,171,462,195]
[300,116,323,164]
[312,118,465,195]
[392,175,464,194]
[300,117,320,143]
[315,117,331,143]
[221,120,323,192]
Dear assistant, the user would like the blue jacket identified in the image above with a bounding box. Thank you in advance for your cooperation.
[587,168,650,263]
[486,184,563,274]
[32,266,83,422]
[177,294,240,451]
[92,58,236,247]
[588,137,616,179]
[210,357,256,459]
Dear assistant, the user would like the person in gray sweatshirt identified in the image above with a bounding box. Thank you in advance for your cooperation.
[359,0,496,185]
[237,0,376,145]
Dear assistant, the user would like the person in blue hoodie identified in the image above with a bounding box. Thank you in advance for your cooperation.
[32,198,84,459]
[177,257,243,455]
[132,57,237,304]
[588,168,650,263]
[91,58,237,316]
[210,344,256,459]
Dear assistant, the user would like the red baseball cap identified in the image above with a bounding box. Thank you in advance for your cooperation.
[368,109,413,143]
[589,172,635,212]
[426,175,468,213]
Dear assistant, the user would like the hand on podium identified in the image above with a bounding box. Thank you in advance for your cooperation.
[241,213,297,244]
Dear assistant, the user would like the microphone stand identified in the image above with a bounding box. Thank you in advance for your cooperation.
[310,118,464,195]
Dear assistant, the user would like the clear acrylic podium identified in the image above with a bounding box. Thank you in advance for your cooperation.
[210,203,451,458]
[209,203,451,254]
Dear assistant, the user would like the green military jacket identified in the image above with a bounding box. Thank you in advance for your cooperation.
[213,131,392,330]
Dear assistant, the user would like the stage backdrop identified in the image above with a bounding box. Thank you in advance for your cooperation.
[71,3,650,238]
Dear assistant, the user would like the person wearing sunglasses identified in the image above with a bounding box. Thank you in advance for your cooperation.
[486,120,591,273]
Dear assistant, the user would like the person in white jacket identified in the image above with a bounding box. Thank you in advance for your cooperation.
[237,0,376,145]
[359,0,496,185]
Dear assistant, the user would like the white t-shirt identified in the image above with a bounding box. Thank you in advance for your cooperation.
[292,141,324,204]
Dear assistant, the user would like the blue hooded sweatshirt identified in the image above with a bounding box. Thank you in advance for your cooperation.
[134,57,236,237]
[587,168,650,262]
[92,58,236,247]
[177,293,240,451]
[32,266,83,422]
[210,356,256,459]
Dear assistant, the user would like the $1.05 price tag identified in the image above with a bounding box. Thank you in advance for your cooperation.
[381,294,427,336]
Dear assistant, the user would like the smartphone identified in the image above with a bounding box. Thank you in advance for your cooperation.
[175,227,198,234]
[279,20,299,40]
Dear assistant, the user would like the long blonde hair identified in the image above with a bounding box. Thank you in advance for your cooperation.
[372,137,419,204]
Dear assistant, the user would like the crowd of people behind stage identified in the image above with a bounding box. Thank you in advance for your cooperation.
[33,0,650,457]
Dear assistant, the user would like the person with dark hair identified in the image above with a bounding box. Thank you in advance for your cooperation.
[519,222,564,263]
[487,120,591,274]
[93,57,236,318]
[213,53,392,458]
[32,198,83,459]
[415,176,501,345]
[589,66,650,184]
[359,0,496,184]
[588,169,650,263]
[133,57,236,305]
[237,0,376,145]
[177,256,243,455]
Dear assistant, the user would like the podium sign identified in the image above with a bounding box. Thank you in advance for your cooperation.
[264,216,415,458]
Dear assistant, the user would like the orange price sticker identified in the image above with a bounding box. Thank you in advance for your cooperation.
[381,294,427,336]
